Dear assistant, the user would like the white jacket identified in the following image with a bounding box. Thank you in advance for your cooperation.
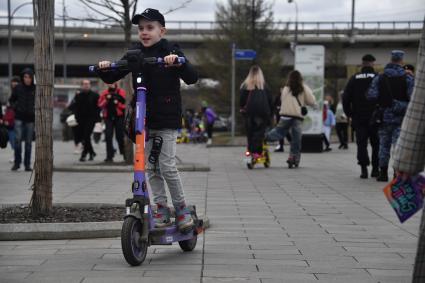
[279,84,316,119]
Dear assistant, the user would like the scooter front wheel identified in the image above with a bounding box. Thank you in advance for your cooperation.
[121,217,148,266]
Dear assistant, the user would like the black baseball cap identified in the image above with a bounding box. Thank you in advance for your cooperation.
[131,8,165,27]
[362,54,376,62]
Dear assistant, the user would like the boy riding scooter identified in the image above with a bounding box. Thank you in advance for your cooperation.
[96,8,198,232]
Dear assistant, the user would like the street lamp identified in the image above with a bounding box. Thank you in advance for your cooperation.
[7,0,33,88]
[287,0,298,49]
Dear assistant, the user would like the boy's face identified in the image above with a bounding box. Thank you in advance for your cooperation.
[138,19,165,47]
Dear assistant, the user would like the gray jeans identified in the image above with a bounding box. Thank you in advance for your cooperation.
[146,129,186,208]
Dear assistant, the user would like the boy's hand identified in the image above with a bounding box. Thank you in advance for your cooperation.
[98,61,111,70]
[163,55,181,68]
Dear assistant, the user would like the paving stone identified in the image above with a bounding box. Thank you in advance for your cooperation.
[0,142,420,282]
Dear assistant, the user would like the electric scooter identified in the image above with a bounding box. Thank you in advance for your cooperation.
[245,143,271,169]
[89,50,204,266]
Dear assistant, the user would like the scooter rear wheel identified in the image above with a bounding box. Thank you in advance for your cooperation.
[179,235,198,251]
[121,217,148,266]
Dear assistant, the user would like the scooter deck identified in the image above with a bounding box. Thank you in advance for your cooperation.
[149,218,204,245]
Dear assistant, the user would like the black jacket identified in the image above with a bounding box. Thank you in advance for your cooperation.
[342,66,377,126]
[240,87,273,120]
[68,90,100,124]
[97,39,198,129]
[9,83,36,122]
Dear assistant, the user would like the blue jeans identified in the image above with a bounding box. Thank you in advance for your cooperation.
[266,118,303,162]
[8,128,15,149]
[14,120,34,168]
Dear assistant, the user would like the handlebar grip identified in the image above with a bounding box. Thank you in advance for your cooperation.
[156,57,186,65]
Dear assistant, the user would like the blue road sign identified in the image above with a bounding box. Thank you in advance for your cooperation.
[234,49,256,60]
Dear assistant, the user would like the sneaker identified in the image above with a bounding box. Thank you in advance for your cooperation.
[206,138,212,145]
[154,204,171,228]
[11,164,20,171]
[25,167,32,172]
[175,204,194,233]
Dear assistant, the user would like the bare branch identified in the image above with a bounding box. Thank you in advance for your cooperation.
[130,0,139,18]
[163,0,193,15]
[79,1,123,24]
[81,0,125,18]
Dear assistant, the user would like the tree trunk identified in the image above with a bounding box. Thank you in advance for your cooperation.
[30,0,55,216]
[411,19,425,283]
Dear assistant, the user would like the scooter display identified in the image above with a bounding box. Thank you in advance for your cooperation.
[89,50,204,266]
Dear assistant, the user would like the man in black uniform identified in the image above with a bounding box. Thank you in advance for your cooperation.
[343,54,379,179]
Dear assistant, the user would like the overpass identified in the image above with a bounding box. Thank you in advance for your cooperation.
[0,17,422,79]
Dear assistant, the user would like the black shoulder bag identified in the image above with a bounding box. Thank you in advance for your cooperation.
[295,95,308,116]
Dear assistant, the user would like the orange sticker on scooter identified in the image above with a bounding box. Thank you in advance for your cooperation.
[135,133,145,171]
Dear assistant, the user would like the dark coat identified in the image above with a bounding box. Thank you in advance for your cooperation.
[342,66,377,126]
[68,90,100,124]
[9,83,36,123]
[97,39,198,129]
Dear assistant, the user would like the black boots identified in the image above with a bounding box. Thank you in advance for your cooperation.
[377,166,389,182]
[360,166,368,179]
[371,167,379,178]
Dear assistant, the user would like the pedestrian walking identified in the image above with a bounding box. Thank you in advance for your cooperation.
[98,82,126,162]
[265,70,316,167]
[8,68,35,171]
[343,54,380,179]
[68,80,101,162]
[240,65,273,159]
[367,50,414,181]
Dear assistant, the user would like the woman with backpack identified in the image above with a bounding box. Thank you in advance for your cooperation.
[265,70,316,168]
[240,65,273,159]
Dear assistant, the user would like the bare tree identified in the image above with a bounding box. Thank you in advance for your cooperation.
[30,0,55,216]
[74,0,192,164]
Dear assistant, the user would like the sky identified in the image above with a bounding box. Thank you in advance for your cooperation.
[1,0,424,25]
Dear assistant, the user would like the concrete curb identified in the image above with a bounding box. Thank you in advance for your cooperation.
[0,203,210,241]
[53,163,210,172]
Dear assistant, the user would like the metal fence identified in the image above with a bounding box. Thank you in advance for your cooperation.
[1,16,423,35]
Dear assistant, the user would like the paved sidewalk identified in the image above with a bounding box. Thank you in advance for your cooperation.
[0,141,420,282]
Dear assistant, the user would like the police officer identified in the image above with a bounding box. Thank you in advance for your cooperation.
[367,50,414,182]
[343,54,379,179]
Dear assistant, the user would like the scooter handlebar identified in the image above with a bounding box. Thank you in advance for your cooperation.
[88,57,186,72]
